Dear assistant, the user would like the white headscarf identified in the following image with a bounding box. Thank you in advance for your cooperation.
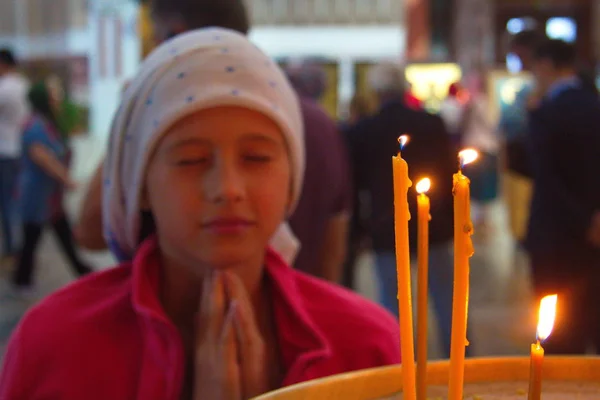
[103,28,304,264]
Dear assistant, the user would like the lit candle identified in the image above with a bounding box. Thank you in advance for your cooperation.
[416,178,431,400]
[448,149,478,400]
[392,135,416,400]
[528,294,558,400]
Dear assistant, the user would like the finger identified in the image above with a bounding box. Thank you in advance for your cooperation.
[222,271,259,334]
[220,300,238,342]
[223,272,268,398]
[220,301,242,400]
[233,306,268,398]
[223,272,264,350]
[197,271,226,343]
[195,270,214,340]
[209,271,227,341]
[194,275,241,400]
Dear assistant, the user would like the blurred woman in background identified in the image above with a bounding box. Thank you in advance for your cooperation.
[12,80,91,293]
[340,93,375,289]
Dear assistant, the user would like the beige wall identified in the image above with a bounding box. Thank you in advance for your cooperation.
[453,0,495,73]
[0,0,17,35]
[0,0,87,37]
[248,0,402,25]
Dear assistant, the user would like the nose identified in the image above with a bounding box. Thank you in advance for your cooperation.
[204,156,244,204]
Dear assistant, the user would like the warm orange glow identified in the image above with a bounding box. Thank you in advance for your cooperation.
[398,135,410,150]
[537,294,558,342]
[459,149,479,167]
[416,178,431,194]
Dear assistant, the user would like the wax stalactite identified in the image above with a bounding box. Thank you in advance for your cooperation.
[448,149,478,400]
[392,135,416,400]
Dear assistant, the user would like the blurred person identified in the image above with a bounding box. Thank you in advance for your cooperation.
[12,81,92,293]
[461,69,500,231]
[339,93,375,289]
[346,61,470,357]
[0,29,400,399]
[45,76,75,223]
[348,93,375,124]
[77,1,351,285]
[527,39,600,354]
[150,0,249,41]
[439,81,467,151]
[576,66,599,96]
[404,82,423,110]
[339,92,374,131]
[510,30,542,72]
[0,48,29,260]
[285,62,327,101]
[286,62,352,282]
[499,30,541,243]
[43,77,92,274]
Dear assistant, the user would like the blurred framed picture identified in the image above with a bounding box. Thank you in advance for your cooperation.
[404,63,462,113]
[354,61,462,113]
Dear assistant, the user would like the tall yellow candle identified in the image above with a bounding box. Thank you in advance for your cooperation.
[416,178,431,400]
[448,149,478,400]
[392,135,416,400]
[528,294,558,400]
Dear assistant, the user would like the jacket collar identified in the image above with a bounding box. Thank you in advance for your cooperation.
[130,236,331,381]
[546,75,580,101]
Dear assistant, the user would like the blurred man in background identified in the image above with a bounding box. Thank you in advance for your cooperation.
[285,62,352,282]
[346,62,462,357]
[499,30,541,244]
[527,39,600,354]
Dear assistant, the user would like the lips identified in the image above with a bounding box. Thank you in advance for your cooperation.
[202,218,255,235]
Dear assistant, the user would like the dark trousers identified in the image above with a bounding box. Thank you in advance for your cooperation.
[0,157,20,255]
[530,250,600,354]
[13,216,92,287]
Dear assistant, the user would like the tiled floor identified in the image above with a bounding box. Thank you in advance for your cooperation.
[0,136,537,360]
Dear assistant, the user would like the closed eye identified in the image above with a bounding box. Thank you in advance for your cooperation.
[175,157,209,166]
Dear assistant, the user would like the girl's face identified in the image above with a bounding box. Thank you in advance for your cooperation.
[144,106,291,271]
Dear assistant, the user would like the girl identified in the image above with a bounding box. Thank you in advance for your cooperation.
[12,80,91,292]
[0,29,400,399]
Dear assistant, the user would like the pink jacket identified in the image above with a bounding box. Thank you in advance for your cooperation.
[0,238,400,399]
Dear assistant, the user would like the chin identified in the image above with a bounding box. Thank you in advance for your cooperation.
[200,245,263,269]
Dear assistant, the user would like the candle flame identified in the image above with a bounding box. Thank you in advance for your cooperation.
[416,178,431,194]
[398,135,410,150]
[537,294,558,342]
[459,148,479,168]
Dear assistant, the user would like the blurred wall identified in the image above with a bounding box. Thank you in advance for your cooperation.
[453,0,495,72]
[1,0,410,138]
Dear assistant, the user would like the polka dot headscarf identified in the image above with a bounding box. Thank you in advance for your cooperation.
[103,28,304,263]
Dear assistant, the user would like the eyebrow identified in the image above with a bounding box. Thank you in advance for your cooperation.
[163,132,283,153]
[165,137,211,152]
[240,133,282,146]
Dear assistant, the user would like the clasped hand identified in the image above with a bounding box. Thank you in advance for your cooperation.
[193,270,268,400]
